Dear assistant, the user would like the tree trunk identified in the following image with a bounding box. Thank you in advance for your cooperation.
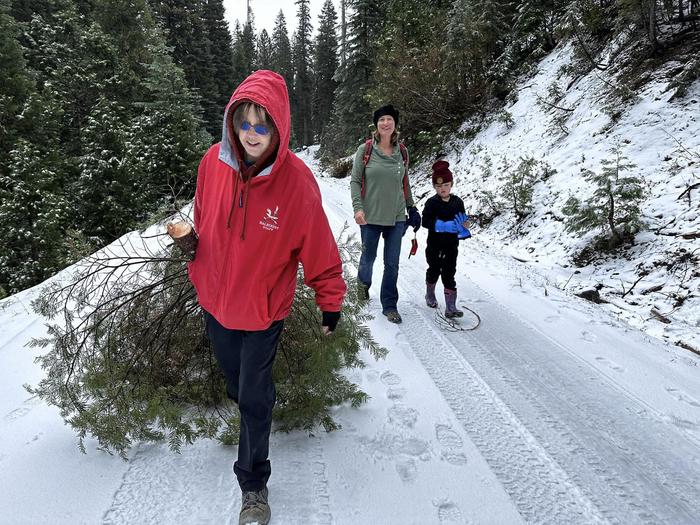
[608,193,621,246]
[648,0,658,47]
[340,0,347,68]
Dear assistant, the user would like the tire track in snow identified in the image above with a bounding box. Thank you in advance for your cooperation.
[319,167,700,523]
[268,432,333,525]
[391,293,605,523]
[450,277,700,524]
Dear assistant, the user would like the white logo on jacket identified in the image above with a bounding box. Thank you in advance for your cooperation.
[260,206,280,231]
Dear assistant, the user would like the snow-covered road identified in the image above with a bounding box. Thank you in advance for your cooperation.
[1,170,699,524]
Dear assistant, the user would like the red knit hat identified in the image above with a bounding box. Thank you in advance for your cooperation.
[432,160,453,185]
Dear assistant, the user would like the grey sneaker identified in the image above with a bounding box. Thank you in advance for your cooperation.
[239,487,270,525]
[383,311,402,324]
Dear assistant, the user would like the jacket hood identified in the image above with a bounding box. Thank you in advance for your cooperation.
[219,70,291,175]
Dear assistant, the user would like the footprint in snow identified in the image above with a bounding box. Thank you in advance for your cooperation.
[25,432,43,445]
[665,387,700,408]
[436,424,468,466]
[434,498,468,524]
[380,371,402,386]
[595,356,625,373]
[386,387,407,401]
[581,330,597,343]
[544,315,560,323]
[3,396,42,422]
[4,406,32,422]
[387,404,418,429]
[435,424,463,448]
[365,370,379,383]
[395,457,418,483]
[358,433,430,463]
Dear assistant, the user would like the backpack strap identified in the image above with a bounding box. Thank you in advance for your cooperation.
[361,139,373,199]
[361,139,411,202]
[399,143,410,202]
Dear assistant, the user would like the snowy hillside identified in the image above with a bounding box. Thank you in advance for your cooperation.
[409,42,700,355]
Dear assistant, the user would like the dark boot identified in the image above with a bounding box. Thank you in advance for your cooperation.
[425,282,438,308]
[444,288,463,318]
[357,282,370,301]
[239,487,270,525]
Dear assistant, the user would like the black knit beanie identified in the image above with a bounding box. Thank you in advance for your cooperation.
[373,104,400,127]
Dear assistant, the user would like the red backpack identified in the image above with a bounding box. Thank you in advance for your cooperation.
[360,139,410,200]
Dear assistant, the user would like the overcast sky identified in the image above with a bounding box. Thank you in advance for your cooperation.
[222,0,339,37]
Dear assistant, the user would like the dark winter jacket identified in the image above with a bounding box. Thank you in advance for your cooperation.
[188,70,346,330]
[421,194,466,250]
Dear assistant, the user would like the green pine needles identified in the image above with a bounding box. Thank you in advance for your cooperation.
[563,144,645,248]
[28,222,385,457]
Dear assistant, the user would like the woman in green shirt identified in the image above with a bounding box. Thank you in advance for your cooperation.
[350,104,421,324]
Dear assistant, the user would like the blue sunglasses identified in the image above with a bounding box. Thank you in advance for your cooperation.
[241,120,271,136]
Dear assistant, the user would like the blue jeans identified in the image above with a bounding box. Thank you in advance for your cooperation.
[358,222,405,313]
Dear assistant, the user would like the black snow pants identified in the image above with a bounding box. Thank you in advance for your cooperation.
[205,311,284,492]
[425,243,458,290]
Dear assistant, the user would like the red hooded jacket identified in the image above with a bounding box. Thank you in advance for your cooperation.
[188,70,346,330]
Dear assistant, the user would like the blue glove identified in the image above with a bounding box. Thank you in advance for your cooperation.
[454,212,471,239]
[434,219,459,233]
[406,207,421,232]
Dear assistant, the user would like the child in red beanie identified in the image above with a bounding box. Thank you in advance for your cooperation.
[420,160,471,317]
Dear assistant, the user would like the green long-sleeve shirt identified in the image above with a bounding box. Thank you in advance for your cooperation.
[349,140,415,226]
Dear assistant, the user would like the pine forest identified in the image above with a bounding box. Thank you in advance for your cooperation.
[1,0,699,295]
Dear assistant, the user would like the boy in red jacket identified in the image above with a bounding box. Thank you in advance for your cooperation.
[188,70,346,525]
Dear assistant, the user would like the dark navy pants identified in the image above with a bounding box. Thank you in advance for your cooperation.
[205,311,284,492]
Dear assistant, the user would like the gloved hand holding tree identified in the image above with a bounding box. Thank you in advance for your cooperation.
[454,212,471,239]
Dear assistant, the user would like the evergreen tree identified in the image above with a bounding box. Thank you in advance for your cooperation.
[149,0,227,137]
[499,156,554,222]
[125,32,211,215]
[563,145,645,247]
[446,0,515,102]
[74,95,134,240]
[0,3,112,291]
[30,229,384,456]
[271,11,294,88]
[291,0,314,147]
[257,29,273,70]
[232,18,257,87]
[0,136,71,293]
[0,0,209,292]
[369,0,452,143]
[312,0,339,142]
[513,0,566,54]
[202,0,236,137]
[0,0,33,178]
[322,0,385,158]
